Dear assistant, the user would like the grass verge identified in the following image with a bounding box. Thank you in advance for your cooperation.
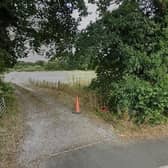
[94,111,168,141]
[0,93,23,168]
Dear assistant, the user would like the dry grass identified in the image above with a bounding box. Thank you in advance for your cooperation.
[29,80,105,124]
[30,80,168,142]
[116,119,168,142]
[33,83,99,114]
[0,95,23,168]
[95,111,168,141]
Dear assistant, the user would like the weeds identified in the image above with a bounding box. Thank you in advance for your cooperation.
[0,89,22,168]
[29,79,168,141]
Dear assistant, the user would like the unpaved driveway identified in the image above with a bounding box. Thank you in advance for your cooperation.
[15,85,116,168]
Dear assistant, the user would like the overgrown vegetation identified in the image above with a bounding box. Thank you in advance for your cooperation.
[1,0,168,132]
[0,93,22,168]
[77,0,168,125]
[30,79,168,140]
[0,73,21,167]
[0,59,20,167]
[12,61,71,71]
[0,79,13,99]
[12,58,94,72]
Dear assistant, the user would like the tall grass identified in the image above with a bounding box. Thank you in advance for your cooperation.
[0,92,22,168]
[29,78,105,113]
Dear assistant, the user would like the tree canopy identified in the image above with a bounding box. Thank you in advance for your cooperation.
[76,0,168,124]
[0,0,86,71]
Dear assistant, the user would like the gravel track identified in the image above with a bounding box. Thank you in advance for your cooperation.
[15,85,116,168]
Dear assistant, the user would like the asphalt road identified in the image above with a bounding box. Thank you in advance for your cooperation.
[40,138,168,168]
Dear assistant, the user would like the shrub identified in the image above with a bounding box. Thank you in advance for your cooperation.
[90,1,168,125]
[44,61,63,70]
[36,60,45,66]
[108,76,168,124]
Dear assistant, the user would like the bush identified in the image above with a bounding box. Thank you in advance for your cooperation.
[109,76,168,124]
[44,59,77,71]
[36,60,45,66]
[13,61,45,71]
[0,79,13,99]
[44,61,63,70]
[90,1,168,125]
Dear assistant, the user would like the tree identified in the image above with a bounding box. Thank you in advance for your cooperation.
[0,0,87,72]
[79,0,168,124]
[73,24,104,70]
[89,0,168,16]
[74,0,168,70]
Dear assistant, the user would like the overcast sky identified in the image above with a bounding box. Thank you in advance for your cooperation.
[75,1,98,30]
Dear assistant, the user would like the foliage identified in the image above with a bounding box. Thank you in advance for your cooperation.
[75,0,168,71]
[13,61,45,71]
[0,0,87,71]
[44,61,66,71]
[74,25,103,70]
[0,79,13,99]
[87,1,168,124]
[12,59,81,71]
[105,76,168,125]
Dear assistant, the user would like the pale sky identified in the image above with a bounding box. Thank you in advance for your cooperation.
[76,0,98,30]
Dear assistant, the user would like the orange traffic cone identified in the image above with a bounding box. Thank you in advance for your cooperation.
[74,96,80,114]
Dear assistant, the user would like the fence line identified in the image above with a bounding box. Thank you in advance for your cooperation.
[0,97,6,115]
[29,78,107,111]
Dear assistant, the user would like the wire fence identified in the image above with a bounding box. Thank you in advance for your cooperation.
[0,97,6,115]
[29,79,108,112]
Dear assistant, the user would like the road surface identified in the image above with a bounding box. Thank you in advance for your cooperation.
[41,138,168,168]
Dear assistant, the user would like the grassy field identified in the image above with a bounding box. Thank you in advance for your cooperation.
[5,71,96,86]
[11,61,94,72]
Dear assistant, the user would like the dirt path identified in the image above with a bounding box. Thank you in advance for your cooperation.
[15,85,116,168]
